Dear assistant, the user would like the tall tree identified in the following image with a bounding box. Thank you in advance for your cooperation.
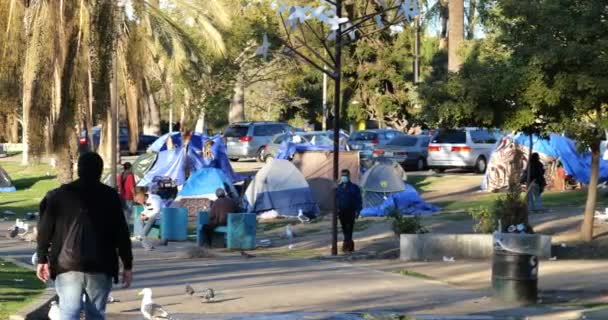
[448,0,464,72]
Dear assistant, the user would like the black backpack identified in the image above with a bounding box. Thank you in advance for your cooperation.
[57,186,101,270]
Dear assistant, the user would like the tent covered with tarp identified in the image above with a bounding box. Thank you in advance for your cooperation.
[177,167,238,200]
[147,133,243,183]
[0,166,15,192]
[360,162,407,208]
[244,159,319,217]
[361,184,440,217]
[292,151,360,211]
[484,133,608,191]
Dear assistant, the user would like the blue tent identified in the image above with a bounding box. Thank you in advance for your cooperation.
[147,133,244,183]
[360,184,440,217]
[178,168,237,199]
[0,166,15,192]
[244,159,319,217]
[138,148,188,187]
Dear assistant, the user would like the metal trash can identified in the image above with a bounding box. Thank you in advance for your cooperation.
[492,248,538,304]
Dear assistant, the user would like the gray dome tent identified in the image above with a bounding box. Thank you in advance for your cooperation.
[360,161,406,208]
[0,166,16,192]
[244,159,319,217]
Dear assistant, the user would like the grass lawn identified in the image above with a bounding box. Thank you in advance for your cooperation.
[435,189,608,212]
[1,161,58,217]
[0,259,46,319]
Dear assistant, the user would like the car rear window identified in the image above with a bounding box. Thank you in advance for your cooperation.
[254,124,285,136]
[434,130,466,144]
[351,131,377,141]
[387,136,418,147]
[224,125,249,138]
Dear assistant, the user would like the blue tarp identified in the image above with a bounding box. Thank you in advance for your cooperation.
[178,168,237,198]
[138,149,188,187]
[147,133,244,183]
[0,187,16,192]
[513,134,608,184]
[360,184,441,217]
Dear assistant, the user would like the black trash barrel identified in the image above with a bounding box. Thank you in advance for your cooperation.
[491,250,538,304]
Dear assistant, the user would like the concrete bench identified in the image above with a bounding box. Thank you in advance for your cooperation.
[196,211,256,250]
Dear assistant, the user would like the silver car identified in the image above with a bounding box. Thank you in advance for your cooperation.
[427,128,498,173]
[224,121,293,162]
[348,129,404,160]
[372,135,431,170]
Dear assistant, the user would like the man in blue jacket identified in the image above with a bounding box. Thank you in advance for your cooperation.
[336,169,362,253]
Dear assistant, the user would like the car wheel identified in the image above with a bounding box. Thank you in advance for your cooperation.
[229,158,239,162]
[433,168,445,174]
[416,158,427,171]
[476,156,488,174]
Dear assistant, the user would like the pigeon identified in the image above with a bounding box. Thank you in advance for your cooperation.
[48,301,60,320]
[201,288,215,303]
[297,211,310,224]
[138,288,172,320]
[285,224,295,241]
[185,284,196,297]
[18,223,30,237]
[240,251,256,259]
[21,226,37,243]
[8,226,19,239]
[31,252,38,266]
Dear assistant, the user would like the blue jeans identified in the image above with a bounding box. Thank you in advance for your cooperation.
[55,271,113,320]
[528,182,543,212]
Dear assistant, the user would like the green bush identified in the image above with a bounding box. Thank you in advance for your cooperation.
[387,209,428,235]
[469,206,498,233]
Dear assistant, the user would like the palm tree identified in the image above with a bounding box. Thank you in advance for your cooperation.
[448,0,464,72]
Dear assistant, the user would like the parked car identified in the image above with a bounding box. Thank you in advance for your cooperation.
[348,129,405,160]
[263,131,349,162]
[78,126,158,155]
[224,121,294,162]
[426,128,498,173]
[372,135,431,170]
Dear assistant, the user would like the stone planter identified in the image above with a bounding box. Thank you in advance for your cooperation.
[400,233,551,261]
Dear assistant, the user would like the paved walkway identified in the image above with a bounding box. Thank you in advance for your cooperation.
[1,221,607,319]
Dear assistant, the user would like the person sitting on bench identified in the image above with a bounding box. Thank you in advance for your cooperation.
[134,188,164,250]
[204,188,237,247]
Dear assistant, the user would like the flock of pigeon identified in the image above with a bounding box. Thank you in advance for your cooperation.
[134,285,216,320]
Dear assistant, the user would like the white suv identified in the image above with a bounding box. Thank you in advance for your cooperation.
[427,128,499,173]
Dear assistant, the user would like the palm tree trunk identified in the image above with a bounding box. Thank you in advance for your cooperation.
[439,0,448,50]
[9,114,19,143]
[123,71,140,154]
[581,140,601,241]
[143,77,161,135]
[448,0,464,72]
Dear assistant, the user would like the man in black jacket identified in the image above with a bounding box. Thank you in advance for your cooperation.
[36,153,133,320]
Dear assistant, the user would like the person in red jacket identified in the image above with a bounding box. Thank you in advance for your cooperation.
[117,162,136,222]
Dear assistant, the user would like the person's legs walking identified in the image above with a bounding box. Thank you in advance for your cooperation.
[55,271,85,320]
[83,273,113,320]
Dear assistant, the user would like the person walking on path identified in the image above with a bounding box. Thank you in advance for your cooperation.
[36,152,133,320]
[523,153,546,212]
[117,162,136,222]
[204,188,238,246]
[134,189,164,250]
[336,169,362,253]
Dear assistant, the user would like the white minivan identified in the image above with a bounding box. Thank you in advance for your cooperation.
[427,128,499,173]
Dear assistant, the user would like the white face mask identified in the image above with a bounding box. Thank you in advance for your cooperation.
[340,176,349,184]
